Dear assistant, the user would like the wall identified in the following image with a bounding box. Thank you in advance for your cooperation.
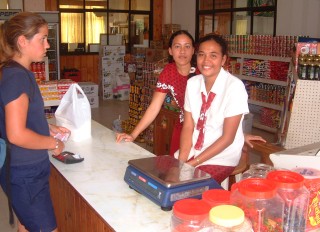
[23,0,45,11]
[8,0,23,10]
[171,0,320,38]
[277,0,320,37]
[172,0,196,38]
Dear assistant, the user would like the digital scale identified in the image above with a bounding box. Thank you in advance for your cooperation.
[124,155,221,211]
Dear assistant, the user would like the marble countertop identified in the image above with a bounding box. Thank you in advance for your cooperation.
[49,120,171,232]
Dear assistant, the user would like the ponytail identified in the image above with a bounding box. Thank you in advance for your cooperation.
[0,21,14,71]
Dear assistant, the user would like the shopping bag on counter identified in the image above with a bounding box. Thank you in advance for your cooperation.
[55,83,91,142]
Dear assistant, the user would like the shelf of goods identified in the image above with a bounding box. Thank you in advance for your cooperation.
[228,53,292,134]
[121,62,159,146]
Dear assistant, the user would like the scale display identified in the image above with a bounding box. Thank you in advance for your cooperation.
[124,156,221,210]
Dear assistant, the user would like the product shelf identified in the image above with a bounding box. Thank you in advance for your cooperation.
[238,74,288,86]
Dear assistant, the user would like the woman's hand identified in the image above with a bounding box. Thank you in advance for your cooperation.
[51,139,65,156]
[115,133,135,143]
[244,134,266,148]
[49,124,71,138]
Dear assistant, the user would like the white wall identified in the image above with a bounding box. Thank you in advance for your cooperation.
[8,0,23,10]
[171,0,196,38]
[24,0,45,12]
[171,0,320,38]
[277,0,320,37]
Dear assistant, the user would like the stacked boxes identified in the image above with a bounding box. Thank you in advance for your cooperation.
[100,45,126,100]
[78,82,99,108]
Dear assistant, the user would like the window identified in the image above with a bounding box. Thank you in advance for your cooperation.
[58,0,152,54]
[196,0,277,40]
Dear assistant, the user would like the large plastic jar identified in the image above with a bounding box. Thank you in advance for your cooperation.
[242,163,274,180]
[266,170,310,232]
[202,189,231,207]
[230,178,284,232]
[202,204,253,232]
[170,198,211,232]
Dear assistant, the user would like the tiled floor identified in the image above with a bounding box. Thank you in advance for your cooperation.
[0,98,274,231]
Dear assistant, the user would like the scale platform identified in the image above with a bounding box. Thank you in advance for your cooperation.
[124,155,221,211]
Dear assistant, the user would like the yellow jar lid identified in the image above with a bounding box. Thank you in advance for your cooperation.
[209,205,245,227]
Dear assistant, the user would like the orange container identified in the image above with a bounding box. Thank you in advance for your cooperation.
[202,189,231,207]
[171,198,211,232]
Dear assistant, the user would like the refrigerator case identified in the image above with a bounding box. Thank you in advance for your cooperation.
[46,23,60,80]
[37,12,60,80]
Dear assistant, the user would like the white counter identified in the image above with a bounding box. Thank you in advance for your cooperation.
[49,120,171,232]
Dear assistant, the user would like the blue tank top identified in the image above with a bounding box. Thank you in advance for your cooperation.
[0,62,49,166]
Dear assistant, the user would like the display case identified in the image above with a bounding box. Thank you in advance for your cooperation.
[38,12,60,80]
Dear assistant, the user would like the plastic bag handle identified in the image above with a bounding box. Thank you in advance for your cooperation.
[71,83,87,100]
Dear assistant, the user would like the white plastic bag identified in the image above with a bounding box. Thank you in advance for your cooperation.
[55,83,91,142]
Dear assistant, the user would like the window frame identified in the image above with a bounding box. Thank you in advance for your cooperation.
[58,0,153,55]
[195,0,277,41]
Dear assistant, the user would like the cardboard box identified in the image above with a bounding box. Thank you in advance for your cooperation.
[86,95,99,108]
[102,45,125,56]
[103,87,113,100]
[270,142,320,170]
[78,82,99,97]
[101,61,124,73]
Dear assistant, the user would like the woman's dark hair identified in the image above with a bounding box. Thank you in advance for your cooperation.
[168,30,195,48]
[198,34,228,56]
[167,30,196,67]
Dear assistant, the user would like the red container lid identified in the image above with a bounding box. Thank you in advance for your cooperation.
[202,189,231,207]
[266,170,304,189]
[237,178,277,199]
[173,198,211,221]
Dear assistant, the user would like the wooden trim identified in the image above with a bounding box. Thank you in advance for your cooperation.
[50,165,115,232]
[250,140,285,166]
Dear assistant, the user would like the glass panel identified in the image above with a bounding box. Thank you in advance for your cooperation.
[85,0,108,9]
[131,0,150,11]
[109,13,129,45]
[232,11,250,35]
[214,12,231,35]
[253,11,274,35]
[60,13,84,52]
[109,0,129,10]
[130,14,149,50]
[85,12,107,51]
[233,0,249,8]
[199,0,213,10]
[59,0,83,9]
[215,0,231,9]
[199,14,213,38]
[252,0,275,7]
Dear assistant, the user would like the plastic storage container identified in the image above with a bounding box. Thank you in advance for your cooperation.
[230,178,284,232]
[266,170,310,232]
[202,189,231,207]
[203,204,253,232]
[242,163,274,180]
[171,198,211,232]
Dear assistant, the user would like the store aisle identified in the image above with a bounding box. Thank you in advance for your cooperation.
[0,98,275,230]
